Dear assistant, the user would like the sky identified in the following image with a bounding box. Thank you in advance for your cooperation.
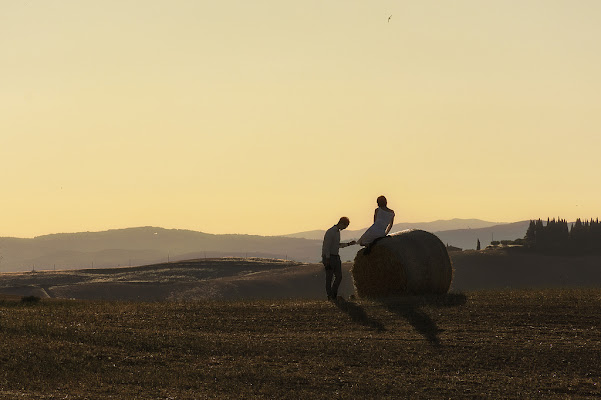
[2,0,600,238]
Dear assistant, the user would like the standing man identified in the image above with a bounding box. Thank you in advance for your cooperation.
[322,217,356,300]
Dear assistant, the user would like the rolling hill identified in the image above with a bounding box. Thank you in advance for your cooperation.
[3,250,601,301]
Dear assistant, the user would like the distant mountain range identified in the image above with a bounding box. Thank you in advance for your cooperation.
[0,227,317,272]
[0,220,530,273]
[434,221,530,250]
[284,218,505,241]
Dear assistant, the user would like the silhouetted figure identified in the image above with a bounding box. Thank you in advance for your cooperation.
[359,196,395,254]
[322,217,356,300]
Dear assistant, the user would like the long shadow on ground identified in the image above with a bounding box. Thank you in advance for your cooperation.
[335,298,386,332]
[379,293,467,346]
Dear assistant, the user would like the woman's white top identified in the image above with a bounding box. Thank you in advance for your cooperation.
[359,207,395,246]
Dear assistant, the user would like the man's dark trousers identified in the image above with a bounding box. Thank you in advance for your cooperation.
[325,255,342,299]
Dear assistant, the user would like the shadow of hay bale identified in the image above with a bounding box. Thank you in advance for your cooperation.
[351,230,453,298]
[379,292,468,308]
[378,293,467,346]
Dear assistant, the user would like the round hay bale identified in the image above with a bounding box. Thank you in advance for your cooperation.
[351,229,453,298]
[0,285,51,299]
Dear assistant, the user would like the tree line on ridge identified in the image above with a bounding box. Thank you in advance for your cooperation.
[523,218,601,254]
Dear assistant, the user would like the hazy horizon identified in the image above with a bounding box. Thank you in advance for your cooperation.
[3,1,600,238]
[0,217,533,239]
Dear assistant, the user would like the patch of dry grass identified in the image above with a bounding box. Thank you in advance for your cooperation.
[1,289,600,399]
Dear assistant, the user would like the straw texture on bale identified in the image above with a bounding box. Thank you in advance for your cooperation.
[351,229,452,298]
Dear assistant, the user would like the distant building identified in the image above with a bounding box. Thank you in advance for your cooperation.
[446,244,463,252]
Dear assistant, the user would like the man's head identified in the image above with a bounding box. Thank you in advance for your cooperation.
[337,216,350,230]
[377,195,387,207]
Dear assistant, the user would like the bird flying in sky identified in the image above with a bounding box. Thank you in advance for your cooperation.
[388,15,392,23]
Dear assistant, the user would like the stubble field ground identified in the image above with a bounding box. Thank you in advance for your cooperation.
[1,288,600,399]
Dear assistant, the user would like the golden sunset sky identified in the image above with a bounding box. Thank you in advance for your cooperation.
[2,0,600,238]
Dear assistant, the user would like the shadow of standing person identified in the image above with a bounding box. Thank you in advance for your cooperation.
[335,298,386,332]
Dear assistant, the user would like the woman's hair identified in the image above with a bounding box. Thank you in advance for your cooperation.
[338,216,350,226]
[377,195,387,207]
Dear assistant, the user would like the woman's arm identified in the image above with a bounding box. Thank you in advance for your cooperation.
[385,211,395,235]
[373,208,379,223]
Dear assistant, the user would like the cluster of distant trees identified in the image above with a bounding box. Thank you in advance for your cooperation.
[524,218,601,254]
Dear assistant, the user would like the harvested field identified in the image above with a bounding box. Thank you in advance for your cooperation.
[1,289,600,399]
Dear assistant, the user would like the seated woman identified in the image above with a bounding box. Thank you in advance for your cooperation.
[358,196,395,252]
